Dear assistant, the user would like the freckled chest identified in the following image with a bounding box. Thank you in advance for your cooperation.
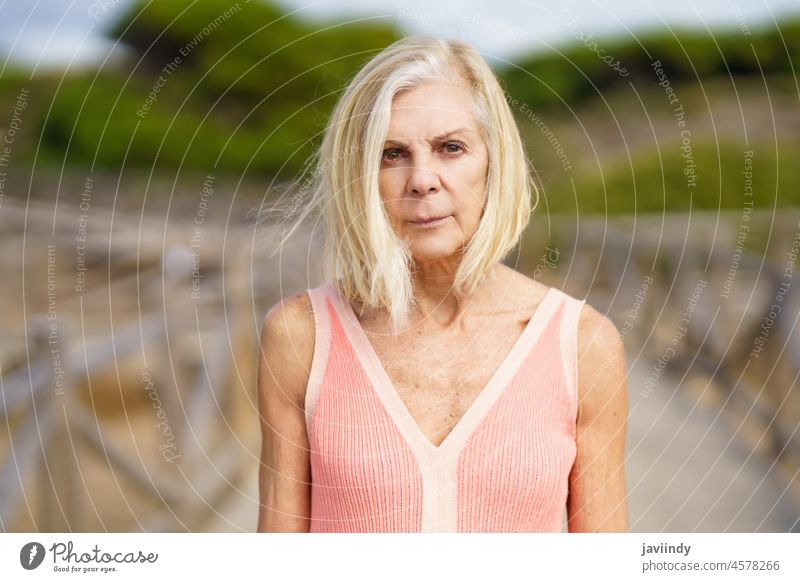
[359,311,531,447]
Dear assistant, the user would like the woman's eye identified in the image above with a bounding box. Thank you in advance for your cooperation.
[442,141,465,154]
[381,148,402,162]
[381,142,465,163]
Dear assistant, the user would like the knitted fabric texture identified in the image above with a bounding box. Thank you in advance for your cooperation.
[304,281,585,532]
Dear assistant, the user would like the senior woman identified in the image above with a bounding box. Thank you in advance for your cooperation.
[257,35,628,533]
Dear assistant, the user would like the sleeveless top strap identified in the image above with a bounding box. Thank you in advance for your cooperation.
[304,284,332,438]
[306,280,583,532]
[558,292,587,422]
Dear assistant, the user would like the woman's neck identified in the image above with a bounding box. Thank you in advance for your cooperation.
[409,262,503,327]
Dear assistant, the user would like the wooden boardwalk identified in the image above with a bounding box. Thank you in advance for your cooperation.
[203,357,800,533]
[626,358,799,532]
[2,198,798,532]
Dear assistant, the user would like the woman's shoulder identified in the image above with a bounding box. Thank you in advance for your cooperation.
[259,290,316,406]
[571,293,627,424]
[507,266,618,347]
[502,266,584,309]
[497,265,552,303]
[261,289,315,339]
[504,268,626,421]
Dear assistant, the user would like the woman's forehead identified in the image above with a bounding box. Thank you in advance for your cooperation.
[383,126,477,144]
[387,102,479,135]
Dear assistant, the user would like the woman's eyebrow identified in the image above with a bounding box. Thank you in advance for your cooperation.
[384,127,470,148]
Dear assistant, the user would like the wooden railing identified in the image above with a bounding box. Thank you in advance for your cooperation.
[0,197,278,531]
[2,198,797,530]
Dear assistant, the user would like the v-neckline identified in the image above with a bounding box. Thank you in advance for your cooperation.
[327,282,560,462]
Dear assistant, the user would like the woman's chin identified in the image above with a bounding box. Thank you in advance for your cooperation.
[406,239,462,263]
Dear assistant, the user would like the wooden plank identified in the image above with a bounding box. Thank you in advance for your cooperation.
[70,405,184,508]
[0,394,57,530]
[0,362,51,416]
[184,322,231,466]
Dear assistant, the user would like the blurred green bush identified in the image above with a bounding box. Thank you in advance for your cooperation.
[38,0,400,179]
[0,0,797,213]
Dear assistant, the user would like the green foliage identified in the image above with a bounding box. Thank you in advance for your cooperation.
[498,17,800,110]
[542,139,800,215]
[37,0,399,176]
[2,0,799,204]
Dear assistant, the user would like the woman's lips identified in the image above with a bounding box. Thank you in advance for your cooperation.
[409,215,450,225]
[409,215,451,228]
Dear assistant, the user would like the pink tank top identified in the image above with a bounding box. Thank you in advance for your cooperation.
[304,280,585,532]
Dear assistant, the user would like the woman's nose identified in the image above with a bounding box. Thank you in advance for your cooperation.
[407,157,440,196]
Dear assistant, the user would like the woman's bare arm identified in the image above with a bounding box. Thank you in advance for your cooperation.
[256,292,314,532]
[567,304,629,532]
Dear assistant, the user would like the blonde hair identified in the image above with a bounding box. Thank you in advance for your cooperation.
[261,34,538,333]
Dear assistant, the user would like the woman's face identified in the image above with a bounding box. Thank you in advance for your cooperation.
[378,80,489,263]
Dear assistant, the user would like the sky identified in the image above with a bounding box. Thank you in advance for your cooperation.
[1,0,798,72]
